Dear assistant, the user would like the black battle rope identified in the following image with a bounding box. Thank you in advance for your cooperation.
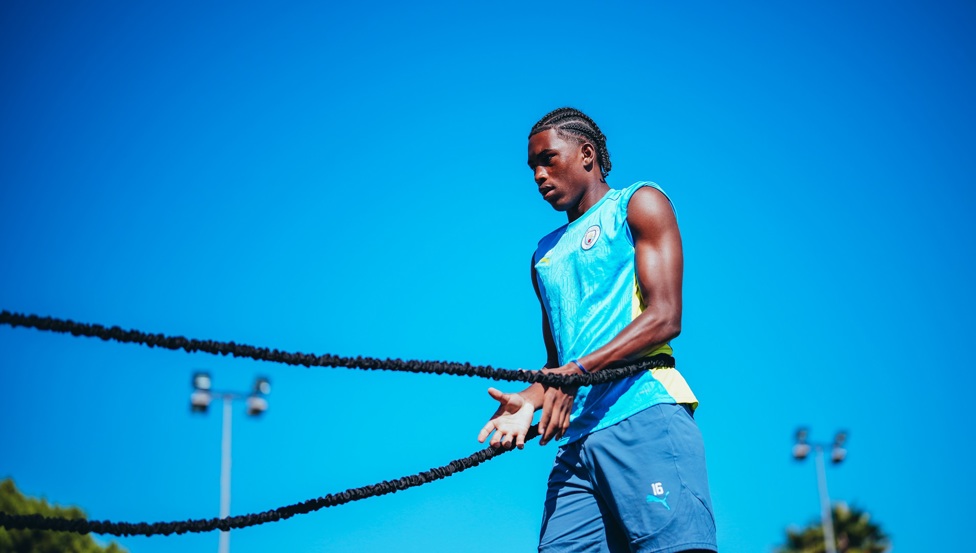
[0,426,542,536]
[0,311,675,386]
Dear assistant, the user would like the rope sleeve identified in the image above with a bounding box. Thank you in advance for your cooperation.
[0,426,541,536]
[0,309,680,535]
[0,310,674,385]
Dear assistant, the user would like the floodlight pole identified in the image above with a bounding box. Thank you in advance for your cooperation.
[813,445,837,553]
[190,373,270,553]
[219,395,233,553]
[792,428,847,553]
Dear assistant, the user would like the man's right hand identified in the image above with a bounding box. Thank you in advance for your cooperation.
[477,387,535,450]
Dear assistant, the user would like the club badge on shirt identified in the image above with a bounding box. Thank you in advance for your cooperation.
[581,225,601,250]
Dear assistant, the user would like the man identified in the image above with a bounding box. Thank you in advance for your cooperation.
[477,107,717,553]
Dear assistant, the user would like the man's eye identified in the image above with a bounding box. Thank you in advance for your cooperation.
[529,153,556,169]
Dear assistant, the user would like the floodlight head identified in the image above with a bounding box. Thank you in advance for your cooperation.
[247,395,268,416]
[795,427,809,444]
[192,372,212,391]
[190,390,212,413]
[831,446,847,464]
[792,443,810,460]
[833,431,848,448]
[792,427,810,460]
[253,376,271,396]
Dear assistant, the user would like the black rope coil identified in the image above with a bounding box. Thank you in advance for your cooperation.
[0,426,542,536]
[0,310,675,386]
[0,310,677,535]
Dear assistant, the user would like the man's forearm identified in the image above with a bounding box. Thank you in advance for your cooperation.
[577,307,680,373]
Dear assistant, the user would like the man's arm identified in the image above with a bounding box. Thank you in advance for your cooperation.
[577,185,683,372]
[536,186,683,444]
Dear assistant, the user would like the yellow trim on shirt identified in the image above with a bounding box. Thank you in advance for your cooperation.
[632,273,696,409]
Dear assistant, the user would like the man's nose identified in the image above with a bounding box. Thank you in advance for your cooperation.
[534,166,548,184]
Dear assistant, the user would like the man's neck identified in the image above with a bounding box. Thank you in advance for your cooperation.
[567,181,610,223]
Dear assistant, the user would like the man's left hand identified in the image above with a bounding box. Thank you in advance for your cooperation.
[538,363,583,445]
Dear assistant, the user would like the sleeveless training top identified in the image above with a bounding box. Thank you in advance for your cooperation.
[532,181,698,444]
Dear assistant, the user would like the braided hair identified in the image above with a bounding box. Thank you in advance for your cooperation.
[529,107,612,179]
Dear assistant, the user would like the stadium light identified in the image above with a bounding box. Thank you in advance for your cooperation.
[831,431,847,464]
[190,372,272,553]
[246,376,270,416]
[191,371,213,413]
[791,428,849,553]
[792,427,810,460]
[253,376,271,396]
[193,371,212,391]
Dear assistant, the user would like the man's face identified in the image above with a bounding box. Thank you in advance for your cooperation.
[527,129,588,211]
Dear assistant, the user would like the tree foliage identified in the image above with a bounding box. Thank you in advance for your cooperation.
[777,503,890,553]
[0,478,128,553]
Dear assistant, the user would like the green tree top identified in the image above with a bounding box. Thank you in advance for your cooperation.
[0,478,129,553]
[777,503,890,553]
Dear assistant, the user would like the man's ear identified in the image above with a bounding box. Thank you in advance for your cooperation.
[580,142,596,171]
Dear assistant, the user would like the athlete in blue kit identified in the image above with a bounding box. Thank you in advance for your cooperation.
[477,108,717,553]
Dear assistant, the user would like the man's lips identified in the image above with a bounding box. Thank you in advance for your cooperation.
[540,186,556,200]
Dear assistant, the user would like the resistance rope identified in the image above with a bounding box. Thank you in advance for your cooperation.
[0,310,675,386]
[0,426,541,536]
[0,310,677,536]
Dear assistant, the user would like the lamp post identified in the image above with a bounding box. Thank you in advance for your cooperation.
[191,372,271,553]
[792,428,848,553]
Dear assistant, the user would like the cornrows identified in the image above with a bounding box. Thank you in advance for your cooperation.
[529,107,612,179]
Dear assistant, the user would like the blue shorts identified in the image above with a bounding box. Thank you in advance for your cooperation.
[539,403,717,553]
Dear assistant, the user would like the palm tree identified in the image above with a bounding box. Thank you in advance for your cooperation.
[777,503,890,553]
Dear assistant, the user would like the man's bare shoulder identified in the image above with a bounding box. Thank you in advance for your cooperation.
[627,185,678,235]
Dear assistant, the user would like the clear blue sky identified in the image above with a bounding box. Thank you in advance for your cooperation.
[2,1,974,552]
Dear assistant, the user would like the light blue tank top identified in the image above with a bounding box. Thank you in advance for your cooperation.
[533,181,696,443]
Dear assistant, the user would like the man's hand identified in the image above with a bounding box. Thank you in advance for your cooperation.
[538,363,582,446]
[478,387,535,450]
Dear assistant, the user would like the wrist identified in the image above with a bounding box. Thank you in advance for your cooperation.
[575,355,598,374]
[570,359,588,374]
[576,352,608,374]
[517,386,543,410]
